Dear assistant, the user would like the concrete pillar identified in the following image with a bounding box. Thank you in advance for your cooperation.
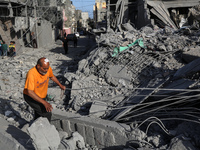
[106,0,110,30]
[8,3,13,17]
[122,0,129,24]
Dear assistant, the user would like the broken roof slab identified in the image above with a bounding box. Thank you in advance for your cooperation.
[147,0,200,8]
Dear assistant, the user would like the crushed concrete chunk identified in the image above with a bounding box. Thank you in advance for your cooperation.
[27,117,60,150]
[89,101,108,117]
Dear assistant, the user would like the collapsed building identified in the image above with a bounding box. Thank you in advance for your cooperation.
[0,0,64,52]
[94,0,200,30]
[62,2,200,149]
[1,0,200,150]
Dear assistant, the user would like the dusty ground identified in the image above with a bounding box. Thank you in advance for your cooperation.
[0,35,96,124]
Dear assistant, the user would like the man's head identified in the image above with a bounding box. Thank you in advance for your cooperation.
[36,57,49,75]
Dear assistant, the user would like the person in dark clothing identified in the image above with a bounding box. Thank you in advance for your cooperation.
[73,34,78,48]
[0,40,2,56]
[2,41,8,56]
[62,36,68,54]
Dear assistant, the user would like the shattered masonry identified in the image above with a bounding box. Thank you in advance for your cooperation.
[1,0,200,150]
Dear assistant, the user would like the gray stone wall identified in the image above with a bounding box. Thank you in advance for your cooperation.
[51,109,132,149]
[37,20,53,48]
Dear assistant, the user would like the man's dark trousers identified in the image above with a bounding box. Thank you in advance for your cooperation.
[23,94,52,122]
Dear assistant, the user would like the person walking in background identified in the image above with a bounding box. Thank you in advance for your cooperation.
[2,41,8,57]
[0,40,2,56]
[23,57,66,122]
[62,36,68,54]
[31,32,37,48]
[73,33,78,48]
[8,41,16,57]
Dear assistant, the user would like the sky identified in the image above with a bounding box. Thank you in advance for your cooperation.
[71,0,95,18]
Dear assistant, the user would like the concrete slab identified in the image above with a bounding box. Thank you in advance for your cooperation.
[0,117,33,150]
[27,117,60,150]
[182,47,200,63]
[89,100,108,117]
[173,57,200,79]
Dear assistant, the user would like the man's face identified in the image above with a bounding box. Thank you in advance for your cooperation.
[37,62,49,75]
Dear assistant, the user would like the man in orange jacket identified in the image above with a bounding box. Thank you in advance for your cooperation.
[23,57,66,122]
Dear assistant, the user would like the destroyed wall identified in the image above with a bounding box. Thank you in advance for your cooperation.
[0,0,30,53]
[37,20,54,47]
[108,0,200,30]
[94,0,107,29]
[0,0,63,50]
[146,0,200,29]
[0,18,24,54]
[51,109,134,149]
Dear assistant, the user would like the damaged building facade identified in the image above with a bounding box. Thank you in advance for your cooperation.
[94,0,200,30]
[0,0,77,51]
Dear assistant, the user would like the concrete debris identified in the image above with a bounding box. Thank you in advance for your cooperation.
[27,117,91,150]
[181,46,200,63]
[27,117,60,150]
[89,101,108,117]
[66,18,200,149]
[0,117,33,150]
[168,135,196,150]
[58,132,86,150]
[1,2,200,149]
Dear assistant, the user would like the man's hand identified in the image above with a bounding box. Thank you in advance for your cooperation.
[50,76,66,91]
[43,101,53,112]
[26,89,53,112]
[59,84,66,90]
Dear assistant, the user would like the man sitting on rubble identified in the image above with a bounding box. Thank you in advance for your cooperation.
[23,57,66,122]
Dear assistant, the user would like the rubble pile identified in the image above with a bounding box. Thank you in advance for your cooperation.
[25,117,95,150]
[67,23,198,115]
[0,47,103,150]
[0,48,69,125]
[64,24,200,149]
[0,17,200,150]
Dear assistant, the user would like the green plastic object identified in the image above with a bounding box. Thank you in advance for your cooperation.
[45,94,55,102]
[112,38,146,57]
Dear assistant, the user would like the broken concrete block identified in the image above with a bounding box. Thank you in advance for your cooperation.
[89,101,107,117]
[104,132,116,147]
[182,47,200,63]
[76,123,86,140]
[58,131,69,141]
[58,132,86,150]
[173,57,200,79]
[5,110,13,117]
[106,65,132,87]
[64,72,77,83]
[72,132,85,149]
[7,117,15,123]
[62,120,73,135]
[47,87,61,101]
[27,117,60,150]
[78,59,87,72]
[93,127,105,148]
[85,126,95,146]
[168,136,196,150]
[122,23,135,31]
[147,135,163,147]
